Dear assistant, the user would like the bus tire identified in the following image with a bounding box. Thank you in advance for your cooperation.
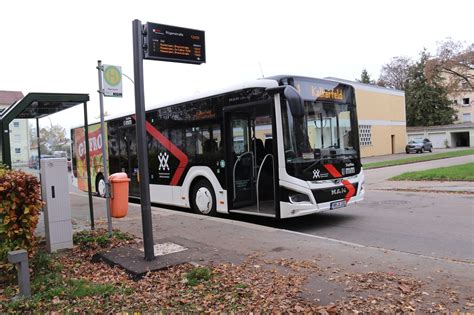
[190,179,217,216]
[96,174,106,198]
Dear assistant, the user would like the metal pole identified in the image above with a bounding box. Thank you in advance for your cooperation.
[97,60,113,237]
[36,118,41,170]
[2,121,12,168]
[83,101,95,230]
[0,121,3,164]
[132,19,155,261]
[36,118,43,196]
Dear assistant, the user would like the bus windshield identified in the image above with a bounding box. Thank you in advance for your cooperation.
[306,101,357,156]
[282,100,359,172]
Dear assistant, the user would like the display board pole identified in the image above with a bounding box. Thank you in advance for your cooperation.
[132,19,155,261]
[97,60,113,237]
[83,101,95,230]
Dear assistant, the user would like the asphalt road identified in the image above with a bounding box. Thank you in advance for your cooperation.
[276,156,474,263]
[229,156,474,263]
[280,190,473,262]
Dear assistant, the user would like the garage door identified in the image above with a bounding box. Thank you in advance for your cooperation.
[427,132,447,148]
[408,133,424,141]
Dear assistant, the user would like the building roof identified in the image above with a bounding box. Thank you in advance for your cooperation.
[407,122,474,132]
[0,90,24,106]
[324,77,405,97]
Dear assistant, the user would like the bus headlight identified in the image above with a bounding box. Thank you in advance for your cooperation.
[289,193,311,204]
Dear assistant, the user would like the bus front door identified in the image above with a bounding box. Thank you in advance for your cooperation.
[225,103,277,216]
[227,112,255,208]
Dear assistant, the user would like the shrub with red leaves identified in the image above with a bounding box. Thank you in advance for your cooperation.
[0,166,44,280]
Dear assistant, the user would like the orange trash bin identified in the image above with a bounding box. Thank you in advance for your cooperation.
[109,172,130,218]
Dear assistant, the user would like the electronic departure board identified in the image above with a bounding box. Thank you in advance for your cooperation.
[144,22,205,64]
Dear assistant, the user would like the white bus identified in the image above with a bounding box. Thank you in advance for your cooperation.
[71,75,365,219]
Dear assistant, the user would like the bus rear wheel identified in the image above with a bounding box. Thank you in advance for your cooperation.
[191,179,216,216]
[96,174,106,198]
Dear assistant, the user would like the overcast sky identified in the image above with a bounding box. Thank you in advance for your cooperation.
[1,0,473,132]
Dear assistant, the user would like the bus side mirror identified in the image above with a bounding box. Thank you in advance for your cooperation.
[284,86,305,117]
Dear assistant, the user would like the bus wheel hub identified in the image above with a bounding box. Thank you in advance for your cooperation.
[196,187,212,214]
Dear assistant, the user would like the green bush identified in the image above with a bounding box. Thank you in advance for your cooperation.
[73,229,134,250]
[185,267,212,286]
[0,168,44,279]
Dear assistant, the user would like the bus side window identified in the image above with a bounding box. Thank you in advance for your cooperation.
[170,129,185,151]
[200,128,210,155]
[185,128,198,158]
[212,125,222,152]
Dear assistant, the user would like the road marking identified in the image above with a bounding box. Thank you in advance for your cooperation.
[369,188,474,195]
[281,229,474,265]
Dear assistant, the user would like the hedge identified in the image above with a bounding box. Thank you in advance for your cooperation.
[0,165,43,280]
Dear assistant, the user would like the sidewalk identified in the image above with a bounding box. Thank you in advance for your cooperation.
[364,155,474,194]
[37,192,474,311]
[361,147,468,165]
[368,180,474,194]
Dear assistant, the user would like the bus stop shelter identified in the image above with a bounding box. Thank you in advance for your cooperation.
[0,92,96,229]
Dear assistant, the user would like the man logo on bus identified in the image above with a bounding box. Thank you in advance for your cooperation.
[158,152,170,171]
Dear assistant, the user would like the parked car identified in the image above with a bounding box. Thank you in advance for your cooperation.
[405,138,433,154]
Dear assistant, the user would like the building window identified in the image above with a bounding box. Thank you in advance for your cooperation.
[453,99,458,105]
[462,113,471,123]
[359,125,372,146]
[13,121,20,127]
[15,148,21,154]
[463,98,470,106]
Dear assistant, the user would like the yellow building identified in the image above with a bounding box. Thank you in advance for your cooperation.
[326,78,407,157]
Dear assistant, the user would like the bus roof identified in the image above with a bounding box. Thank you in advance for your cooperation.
[71,78,279,129]
[71,75,357,129]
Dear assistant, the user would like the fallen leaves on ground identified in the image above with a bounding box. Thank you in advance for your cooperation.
[1,230,472,313]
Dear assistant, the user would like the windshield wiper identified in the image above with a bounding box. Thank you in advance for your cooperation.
[302,157,327,172]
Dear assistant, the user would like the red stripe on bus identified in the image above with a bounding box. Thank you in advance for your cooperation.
[342,180,356,202]
[145,121,189,186]
[323,164,342,178]
[324,164,356,203]
[140,119,189,186]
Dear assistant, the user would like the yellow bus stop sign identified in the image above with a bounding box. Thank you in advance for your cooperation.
[103,65,122,97]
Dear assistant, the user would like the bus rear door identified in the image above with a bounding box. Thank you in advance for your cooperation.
[118,125,140,197]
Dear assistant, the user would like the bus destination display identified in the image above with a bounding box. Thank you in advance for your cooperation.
[145,22,205,64]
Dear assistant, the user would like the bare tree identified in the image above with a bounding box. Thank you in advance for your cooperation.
[39,124,68,154]
[377,56,413,90]
[425,38,474,92]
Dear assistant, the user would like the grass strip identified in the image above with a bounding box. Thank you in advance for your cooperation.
[364,149,474,169]
[390,163,474,181]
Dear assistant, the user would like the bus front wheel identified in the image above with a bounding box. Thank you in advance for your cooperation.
[96,174,106,198]
[190,179,216,216]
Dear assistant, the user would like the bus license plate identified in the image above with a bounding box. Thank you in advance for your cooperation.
[330,200,347,210]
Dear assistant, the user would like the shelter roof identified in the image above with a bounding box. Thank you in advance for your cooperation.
[0,93,89,124]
